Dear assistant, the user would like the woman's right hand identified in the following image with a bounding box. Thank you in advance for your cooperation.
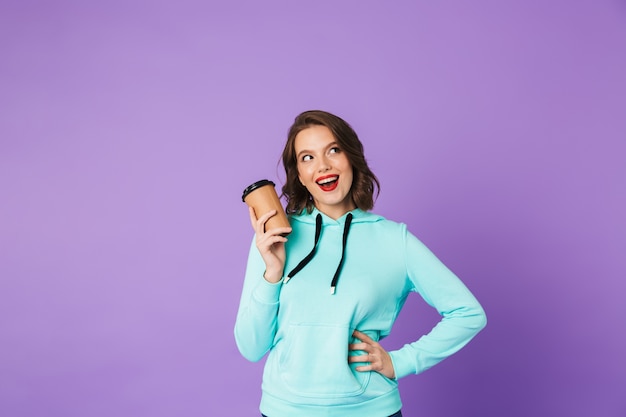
[249,207,292,283]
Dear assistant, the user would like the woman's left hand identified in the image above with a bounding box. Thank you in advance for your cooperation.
[348,330,396,379]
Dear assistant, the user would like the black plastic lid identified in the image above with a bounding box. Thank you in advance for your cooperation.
[242,179,275,202]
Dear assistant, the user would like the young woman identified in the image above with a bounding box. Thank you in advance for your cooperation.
[235,110,487,417]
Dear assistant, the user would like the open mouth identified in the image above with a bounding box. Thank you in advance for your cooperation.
[316,175,339,192]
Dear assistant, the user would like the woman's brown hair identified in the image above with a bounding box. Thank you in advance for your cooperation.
[281,110,380,215]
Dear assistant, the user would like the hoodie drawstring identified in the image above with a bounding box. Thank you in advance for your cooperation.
[330,213,352,294]
[285,214,322,283]
[285,212,353,295]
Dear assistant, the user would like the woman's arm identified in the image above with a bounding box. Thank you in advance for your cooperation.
[233,239,283,361]
[233,208,291,362]
[389,229,487,379]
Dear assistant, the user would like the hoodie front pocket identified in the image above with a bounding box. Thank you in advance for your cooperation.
[277,323,370,398]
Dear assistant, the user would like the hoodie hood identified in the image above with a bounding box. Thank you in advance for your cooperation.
[285,208,384,294]
[289,207,385,226]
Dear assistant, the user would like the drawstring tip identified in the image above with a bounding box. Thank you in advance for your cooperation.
[284,276,291,284]
[330,286,336,295]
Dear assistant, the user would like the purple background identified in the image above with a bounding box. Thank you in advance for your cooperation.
[1,1,625,416]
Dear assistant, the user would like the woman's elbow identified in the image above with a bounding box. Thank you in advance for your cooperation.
[234,329,268,362]
[472,305,487,332]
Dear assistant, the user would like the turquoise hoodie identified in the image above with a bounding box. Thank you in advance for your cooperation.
[235,208,486,417]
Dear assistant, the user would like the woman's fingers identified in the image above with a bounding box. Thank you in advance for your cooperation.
[352,330,372,342]
[347,340,372,365]
[248,206,258,228]
[250,207,292,237]
[349,330,396,379]
[248,206,290,282]
[349,354,381,373]
[347,352,370,363]
[250,207,276,234]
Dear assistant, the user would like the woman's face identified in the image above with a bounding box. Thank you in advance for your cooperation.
[294,125,355,219]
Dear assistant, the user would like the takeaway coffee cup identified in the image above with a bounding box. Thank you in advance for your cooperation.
[242,179,291,234]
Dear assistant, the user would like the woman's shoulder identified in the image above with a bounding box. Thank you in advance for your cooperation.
[351,210,409,237]
[287,208,408,234]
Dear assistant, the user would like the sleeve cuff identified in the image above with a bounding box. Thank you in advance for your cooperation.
[389,348,418,379]
[252,276,283,304]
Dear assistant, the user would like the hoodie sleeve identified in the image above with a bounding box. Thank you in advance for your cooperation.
[233,238,283,362]
[388,228,487,379]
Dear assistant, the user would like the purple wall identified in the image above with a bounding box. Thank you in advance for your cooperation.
[1,1,625,416]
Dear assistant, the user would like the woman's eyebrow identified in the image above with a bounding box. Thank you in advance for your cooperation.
[296,149,312,159]
[296,142,338,159]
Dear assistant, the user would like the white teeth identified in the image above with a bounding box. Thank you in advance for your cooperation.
[317,176,338,185]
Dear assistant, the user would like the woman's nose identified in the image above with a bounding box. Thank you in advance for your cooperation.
[317,157,331,172]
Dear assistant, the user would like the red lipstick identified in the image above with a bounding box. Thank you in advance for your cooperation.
[316,175,339,192]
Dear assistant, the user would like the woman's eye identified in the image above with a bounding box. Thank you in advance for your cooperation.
[302,155,312,162]
[329,147,341,154]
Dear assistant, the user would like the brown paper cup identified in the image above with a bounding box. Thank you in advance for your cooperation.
[242,180,291,234]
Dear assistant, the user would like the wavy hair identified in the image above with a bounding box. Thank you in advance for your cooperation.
[281,110,380,215]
